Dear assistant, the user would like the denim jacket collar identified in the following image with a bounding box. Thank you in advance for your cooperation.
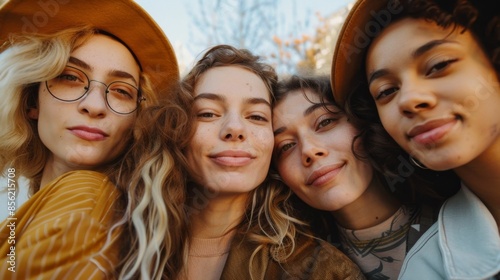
[439,184,500,279]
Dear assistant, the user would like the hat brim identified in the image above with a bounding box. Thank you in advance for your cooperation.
[0,0,179,95]
[331,0,395,105]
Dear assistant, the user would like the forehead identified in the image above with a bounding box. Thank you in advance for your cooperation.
[366,17,478,72]
[70,34,141,77]
[275,89,320,110]
[194,66,270,101]
[369,17,472,56]
[273,89,328,125]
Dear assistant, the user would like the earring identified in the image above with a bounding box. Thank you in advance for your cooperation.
[409,156,428,169]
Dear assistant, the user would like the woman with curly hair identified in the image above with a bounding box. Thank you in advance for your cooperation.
[182,45,365,280]
[331,0,500,278]
[272,74,460,279]
[129,44,365,279]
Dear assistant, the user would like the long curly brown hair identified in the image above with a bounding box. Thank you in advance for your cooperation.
[179,45,309,278]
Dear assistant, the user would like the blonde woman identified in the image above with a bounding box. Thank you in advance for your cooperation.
[0,0,180,278]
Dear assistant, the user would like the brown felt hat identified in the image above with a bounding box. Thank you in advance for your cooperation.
[0,0,179,95]
[331,0,403,105]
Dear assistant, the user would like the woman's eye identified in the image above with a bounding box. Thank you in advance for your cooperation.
[318,118,335,129]
[108,87,134,100]
[116,89,132,97]
[427,59,457,76]
[281,142,294,152]
[376,87,399,100]
[276,142,295,157]
[57,73,84,84]
[60,74,78,81]
[249,115,268,122]
[198,112,215,118]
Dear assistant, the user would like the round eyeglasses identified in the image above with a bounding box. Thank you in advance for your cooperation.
[45,66,144,114]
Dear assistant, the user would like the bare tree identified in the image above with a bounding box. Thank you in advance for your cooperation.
[272,3,353,76]
[187,0,278,58]
[186,0,352,75]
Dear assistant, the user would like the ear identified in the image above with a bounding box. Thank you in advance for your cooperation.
[27,108,39,120]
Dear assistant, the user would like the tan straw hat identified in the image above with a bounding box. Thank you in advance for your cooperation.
[0,0,179,94]
[331,0,403,105]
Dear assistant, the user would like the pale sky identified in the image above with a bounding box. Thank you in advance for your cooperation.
[134,0,352,72]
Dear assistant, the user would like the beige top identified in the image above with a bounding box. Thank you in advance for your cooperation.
[337,205,418,279]
[185,230,236,280]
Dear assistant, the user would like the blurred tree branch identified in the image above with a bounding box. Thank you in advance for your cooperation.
[186,0,352,75]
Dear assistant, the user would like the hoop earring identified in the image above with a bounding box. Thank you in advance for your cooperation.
[409,156,428,169]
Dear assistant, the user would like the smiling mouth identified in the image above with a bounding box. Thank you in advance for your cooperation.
[209,150,255,167]
[408,117,458,145]
[306,164,343,187]
[210,156,253,167]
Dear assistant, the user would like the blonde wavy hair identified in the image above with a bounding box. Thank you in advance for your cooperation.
[0,25,157,194]
[113,87,192,279]
[0,26,180,279]
[180,45,307,277]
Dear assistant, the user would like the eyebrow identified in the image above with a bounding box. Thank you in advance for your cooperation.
[194,93,271,108]
[273,103,323,136]
[367,39,457,85]
[68,56,91,70]
[304,103,325,116]
[68,56,139,85]
[194,93,225,102]
[412,39,454,58]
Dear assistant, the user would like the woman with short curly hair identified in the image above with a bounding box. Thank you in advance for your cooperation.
[332,0,500,278]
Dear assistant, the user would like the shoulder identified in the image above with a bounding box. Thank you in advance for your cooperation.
[222,233,365,280]
[42,170,119,204]
[399,223,445,279]
[24,170,121,223]
[281,234,365,279]
[0,171,123,279]
[48,170,113,190]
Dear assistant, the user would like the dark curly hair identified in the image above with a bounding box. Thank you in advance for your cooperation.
[343,0,500,204]
[402,0,499,70]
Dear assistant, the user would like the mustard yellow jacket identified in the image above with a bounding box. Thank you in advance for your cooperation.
[0,171,122,280]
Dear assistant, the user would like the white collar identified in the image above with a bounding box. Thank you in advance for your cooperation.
[439,184,500,279]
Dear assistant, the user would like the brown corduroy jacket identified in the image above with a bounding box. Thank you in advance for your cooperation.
[220,232,366,280]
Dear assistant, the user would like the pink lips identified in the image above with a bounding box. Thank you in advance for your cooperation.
[69,126,108,141]
[210,150,254,167]
[407,117,457,145]
[306,164,343,187]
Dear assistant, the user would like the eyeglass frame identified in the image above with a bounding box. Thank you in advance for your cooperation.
[45,65,145,115]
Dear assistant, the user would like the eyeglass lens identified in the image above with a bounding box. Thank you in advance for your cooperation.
[46,66,141,114]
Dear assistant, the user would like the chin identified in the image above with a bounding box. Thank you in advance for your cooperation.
[67,157,107,168]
